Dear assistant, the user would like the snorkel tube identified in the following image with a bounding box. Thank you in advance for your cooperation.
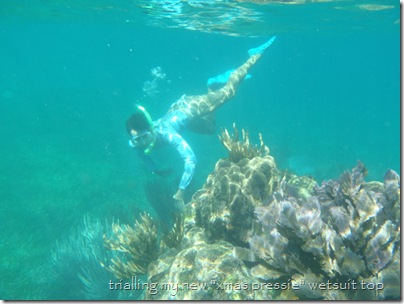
[137,105,153,127]
[136,105,155,154]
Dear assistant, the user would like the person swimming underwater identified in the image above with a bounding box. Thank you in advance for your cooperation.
[126,37,276,206]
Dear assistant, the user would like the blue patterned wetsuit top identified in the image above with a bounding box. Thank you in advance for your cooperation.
[154,109,197,190]
[129,106,197,190]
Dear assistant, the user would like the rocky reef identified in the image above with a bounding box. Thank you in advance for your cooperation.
[104,125,400,300]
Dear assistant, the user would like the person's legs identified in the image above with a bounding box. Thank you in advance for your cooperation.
[180,37,276,119]
[166,37,276,125]
[180,53,260,119]
[207,69,251,91]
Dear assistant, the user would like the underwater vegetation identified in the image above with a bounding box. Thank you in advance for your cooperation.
[103,213,160,277]
[103,212,184,276]
[101,124,400,300]
[45,215,121,300]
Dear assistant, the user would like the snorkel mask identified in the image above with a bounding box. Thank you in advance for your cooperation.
[128,105,155,154]
[130,130,155,154]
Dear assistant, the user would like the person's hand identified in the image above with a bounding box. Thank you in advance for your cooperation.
[173,188,185,210]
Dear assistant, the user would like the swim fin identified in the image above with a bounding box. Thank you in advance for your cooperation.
[207,69,251,89]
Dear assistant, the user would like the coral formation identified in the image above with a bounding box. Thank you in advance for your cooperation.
[103,212,185,279]
[103,126,400,300]
[194,156,280,245]
[162,213,185,249]
[103,213,160,278]
[218,123,270,163]
[242,160,400,299]
[147,227,274,300]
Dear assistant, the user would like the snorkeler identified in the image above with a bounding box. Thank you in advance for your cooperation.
[126,37,276,205]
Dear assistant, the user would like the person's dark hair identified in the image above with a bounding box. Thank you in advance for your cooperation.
[126,107,152,134]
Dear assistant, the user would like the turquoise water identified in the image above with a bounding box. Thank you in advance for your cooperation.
[0,1,399,300]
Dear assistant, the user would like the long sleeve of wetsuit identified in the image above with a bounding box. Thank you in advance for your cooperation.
[168,132,197,190]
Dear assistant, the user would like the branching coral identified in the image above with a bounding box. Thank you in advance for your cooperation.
[103,213,159,278]
[103,212,186,279]
[162,212,184,249]
[219,123,270,163]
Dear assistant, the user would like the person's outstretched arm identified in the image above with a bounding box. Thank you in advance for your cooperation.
[168,133,197,203]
